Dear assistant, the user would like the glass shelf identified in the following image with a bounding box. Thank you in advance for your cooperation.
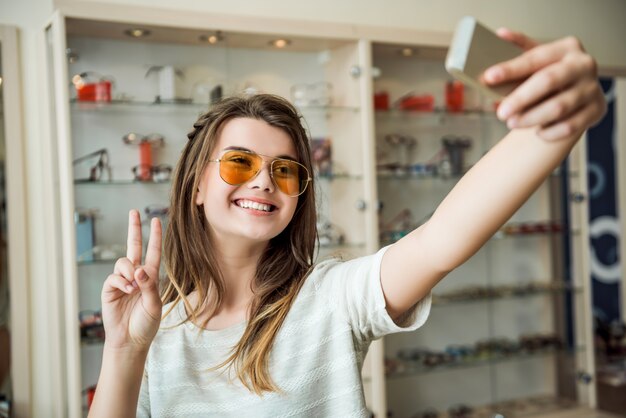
[73,175,362,187]
[377,168,566,181]
[77,243,367,266]
[69,99,360,114]
[386,346,586,379]
[380,224,574,247]
[77,257,118,266]
[317,242,366,250]
[403,396,579,418]
[74,180,171,186]
[74,168,567,189]
[316,173,363,181]
[81,337,104,346]
[432,284,582,306]
[377,171,462,181]
[375,107,501,122]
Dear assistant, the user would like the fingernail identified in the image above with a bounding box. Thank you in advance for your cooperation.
[125,285,134,292]
[485,67,503,83]
[496,27,509,36]
[132,280,138,288]
[138,270,147,281]
[507,116,518,129]
[498,103,512,120]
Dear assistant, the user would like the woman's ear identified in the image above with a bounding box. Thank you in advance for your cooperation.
[195,185,204,206]
[195,166,208,205]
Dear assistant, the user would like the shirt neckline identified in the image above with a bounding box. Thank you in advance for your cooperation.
[175,300,248,337]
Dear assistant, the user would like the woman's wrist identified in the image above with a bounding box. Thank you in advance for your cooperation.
[89,342,149,418]
[103,341,150,358]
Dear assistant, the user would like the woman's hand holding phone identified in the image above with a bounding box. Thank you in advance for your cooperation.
[101,210,163,352]
[484,28,607,141]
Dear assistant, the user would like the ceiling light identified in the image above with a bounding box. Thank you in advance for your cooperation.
[270,39,291,48]
[400,47,414,57]
[124,28,151,38]
[199,32,224,44]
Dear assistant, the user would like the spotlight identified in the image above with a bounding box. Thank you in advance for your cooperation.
[270,39,291,48]
[124,28,151,38]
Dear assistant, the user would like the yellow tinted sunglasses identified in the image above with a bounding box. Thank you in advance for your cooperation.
[208,149,312,197]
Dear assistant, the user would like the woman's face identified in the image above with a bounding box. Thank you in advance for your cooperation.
[195,117,300,246]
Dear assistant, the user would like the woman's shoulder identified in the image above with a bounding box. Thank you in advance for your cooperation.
[309,247,390,281]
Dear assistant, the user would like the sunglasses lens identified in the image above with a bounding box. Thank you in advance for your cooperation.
[220,151,263,185]
[272,160,308,196]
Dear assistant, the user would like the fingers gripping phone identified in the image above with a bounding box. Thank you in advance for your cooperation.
[445,16,524,100]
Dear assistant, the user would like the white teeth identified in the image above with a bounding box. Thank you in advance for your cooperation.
[237,199,272,212]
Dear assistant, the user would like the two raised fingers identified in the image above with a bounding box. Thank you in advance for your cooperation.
[126,210,162,276]
[127,211,163,316]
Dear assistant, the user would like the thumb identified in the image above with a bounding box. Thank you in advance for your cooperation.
[134,267,162,319]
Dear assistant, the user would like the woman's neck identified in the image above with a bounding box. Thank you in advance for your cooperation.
[185,237,268,329]
[210,237,268,309]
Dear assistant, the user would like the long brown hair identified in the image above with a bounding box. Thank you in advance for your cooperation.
[162,94,317,394]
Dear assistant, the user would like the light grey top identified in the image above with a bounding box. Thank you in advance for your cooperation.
[138,245,432,417]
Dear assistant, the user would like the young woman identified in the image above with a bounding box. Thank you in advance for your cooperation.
[89,29,606,417]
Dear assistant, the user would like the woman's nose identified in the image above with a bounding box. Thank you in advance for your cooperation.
[246,163,275,193]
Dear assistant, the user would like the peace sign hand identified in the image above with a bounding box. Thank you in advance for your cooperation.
[101,210,163,351]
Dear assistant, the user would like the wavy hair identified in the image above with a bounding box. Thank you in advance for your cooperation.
[162,94,317,394]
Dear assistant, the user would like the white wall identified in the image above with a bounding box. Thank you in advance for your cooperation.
[56,0,626,70]
[0,0,58,417]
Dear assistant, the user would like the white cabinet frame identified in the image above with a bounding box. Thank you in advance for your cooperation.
[0,24,31,418]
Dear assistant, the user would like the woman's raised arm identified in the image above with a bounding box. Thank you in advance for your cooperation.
[380,31,607,321]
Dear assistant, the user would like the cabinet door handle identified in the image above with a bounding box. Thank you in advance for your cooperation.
[576,371,593,384]
[570,192,586,203]
[349,65,361,78]
[355,199,367,211]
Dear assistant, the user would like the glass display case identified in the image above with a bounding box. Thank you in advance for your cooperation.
[46,14,379,416]
[371,42,595,418]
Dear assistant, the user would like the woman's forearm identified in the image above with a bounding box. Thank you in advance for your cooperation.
[88,345,148,418]
[422,127,579,272]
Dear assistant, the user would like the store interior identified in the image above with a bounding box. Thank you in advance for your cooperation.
[0,1,625,417]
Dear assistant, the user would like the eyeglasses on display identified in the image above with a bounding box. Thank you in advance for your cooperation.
[132,164,173,182]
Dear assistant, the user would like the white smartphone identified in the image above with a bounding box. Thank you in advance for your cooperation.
[445,16,524,100]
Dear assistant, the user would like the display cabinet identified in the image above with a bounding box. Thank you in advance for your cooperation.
[371,41,596,417]
[42,5,600,418]
[45,12,380,417]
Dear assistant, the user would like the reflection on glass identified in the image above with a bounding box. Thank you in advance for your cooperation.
[0,40,12,411]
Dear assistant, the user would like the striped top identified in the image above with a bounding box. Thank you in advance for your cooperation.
[137,246,432,417]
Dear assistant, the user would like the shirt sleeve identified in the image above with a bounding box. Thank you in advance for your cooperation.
[136,367,151,418]
[314,245,432,343]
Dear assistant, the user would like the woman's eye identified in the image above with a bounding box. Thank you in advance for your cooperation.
[275,165,295,177]
[231,157,252,165]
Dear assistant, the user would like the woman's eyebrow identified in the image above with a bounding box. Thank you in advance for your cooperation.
[222,145,297,161]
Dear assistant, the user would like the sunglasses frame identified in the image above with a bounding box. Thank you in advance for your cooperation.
[208,149,312,197]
